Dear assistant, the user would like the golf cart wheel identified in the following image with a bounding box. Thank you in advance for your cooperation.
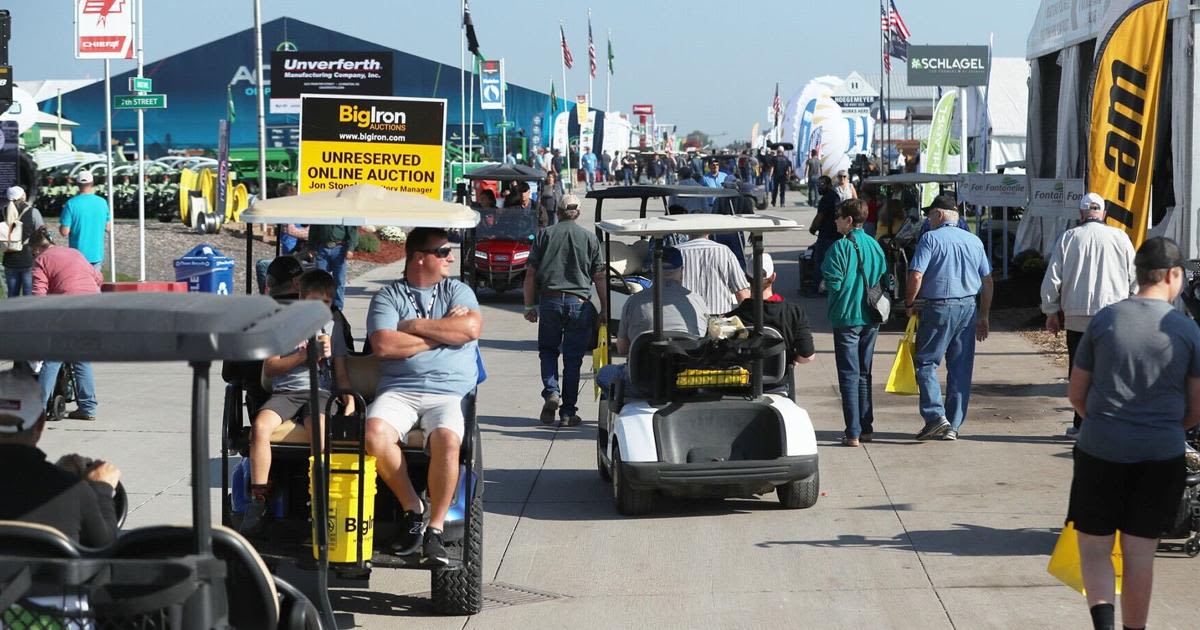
[50,394,67,421]
[612,443,652,516]
[431,493,483,615]
[777,470,819,509]
[1186,538,1200,558]
[597,438,611,482]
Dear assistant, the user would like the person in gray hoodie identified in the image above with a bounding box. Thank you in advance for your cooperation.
[1041,192,1137,439]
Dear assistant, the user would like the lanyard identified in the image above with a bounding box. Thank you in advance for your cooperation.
[402,279,439,319]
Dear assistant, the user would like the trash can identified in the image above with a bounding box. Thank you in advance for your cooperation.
[310,454,377,563]
[174,244,235,295]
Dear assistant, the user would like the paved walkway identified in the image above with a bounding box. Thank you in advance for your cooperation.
[32,196,1197,629]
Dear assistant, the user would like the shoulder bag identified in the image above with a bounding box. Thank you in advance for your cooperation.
[848,233,891,324]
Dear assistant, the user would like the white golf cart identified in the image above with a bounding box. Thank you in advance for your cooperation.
[595,213,820,515]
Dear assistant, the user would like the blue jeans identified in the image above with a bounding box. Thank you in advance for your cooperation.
[39,361,98,416]
[537,295,596,418]
[807,177,820,206]
[914,298,978,429]
[772,178,787,206]
[622,169,633,186]
[596,364,627,394]
[315,244,348,310]
[5,267,32,297]
[585,170,596,191]
[812,236,837,284]
[833,325,879,438]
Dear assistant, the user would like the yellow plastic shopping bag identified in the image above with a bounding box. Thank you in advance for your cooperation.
[885,316,920,395]
[1046,522,1123,595]
[593,323,609,400]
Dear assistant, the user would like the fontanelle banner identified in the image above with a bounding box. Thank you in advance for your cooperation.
[299,95,447,200]
[922,90,957,208]
[1086,0,1168,247]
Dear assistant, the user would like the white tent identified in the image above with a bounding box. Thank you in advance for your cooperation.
[967,58,1029,173]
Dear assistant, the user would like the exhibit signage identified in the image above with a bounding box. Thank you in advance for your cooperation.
[299,94,447,200]
[271,51,394,114]
[479,59,504,111]
[75,0,134,60]
[907,45,990,86]
[961,174,1029,207]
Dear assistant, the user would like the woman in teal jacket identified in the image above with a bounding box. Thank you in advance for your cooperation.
[821,199,888,446]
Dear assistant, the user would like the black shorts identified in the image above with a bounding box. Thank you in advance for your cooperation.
[257,390,331,425]
[1067,447,1186,539]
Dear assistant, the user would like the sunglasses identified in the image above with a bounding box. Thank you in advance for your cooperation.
[419,246,453,258]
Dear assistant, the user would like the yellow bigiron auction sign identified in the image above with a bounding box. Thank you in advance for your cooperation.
[299,95,447,200]
[1086,0,1168,247]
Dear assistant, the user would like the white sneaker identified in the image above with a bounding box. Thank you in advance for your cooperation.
[1064,426,1079,440]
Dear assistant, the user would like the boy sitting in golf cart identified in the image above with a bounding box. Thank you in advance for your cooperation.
[364,228,482,565]
[240,270,354,536]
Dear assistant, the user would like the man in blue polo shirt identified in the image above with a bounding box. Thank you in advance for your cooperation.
[904,195,994,441]
[59,171,111,272]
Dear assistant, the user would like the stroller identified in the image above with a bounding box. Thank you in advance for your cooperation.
[33,361,77,421]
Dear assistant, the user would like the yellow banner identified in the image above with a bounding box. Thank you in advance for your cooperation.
[576,97,588,125]
[1087,0,1168,247]
[299,140,444,199]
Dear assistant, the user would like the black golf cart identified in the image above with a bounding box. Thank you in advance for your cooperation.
[0,292,328,629]
[229,184,485,617]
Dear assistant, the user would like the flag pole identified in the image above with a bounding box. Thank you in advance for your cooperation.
[878,0,886,175]
[104,60,115,281]
[606,29,612,112]
[469,58,475,162]
[561,21,570,191]
[460,0,466,185]
[251,0,268,294]
[587,9,594,107]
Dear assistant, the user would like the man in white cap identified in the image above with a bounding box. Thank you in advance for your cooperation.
[1041,191,1137,439]
[0,370,121,546]
[59,171,111,273]
[2,186,44,297]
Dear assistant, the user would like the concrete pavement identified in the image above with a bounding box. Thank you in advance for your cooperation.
[28,196,1198,629]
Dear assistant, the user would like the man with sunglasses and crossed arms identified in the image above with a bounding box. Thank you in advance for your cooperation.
[365,228,483,565]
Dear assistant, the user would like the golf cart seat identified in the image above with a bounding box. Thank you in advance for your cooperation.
[0,520,80,559]
[609,331,702,411]
[111,525,318,630]
[761,326,794,399]
[608,240,648,277]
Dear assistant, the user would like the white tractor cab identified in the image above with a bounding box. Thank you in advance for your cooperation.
[0,293,330,628]
[230,185,485,618]
[586,185,742,332]
[595,213,820,516]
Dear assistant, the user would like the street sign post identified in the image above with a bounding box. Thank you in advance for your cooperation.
[114,93,166,109]
[129,76,152,92]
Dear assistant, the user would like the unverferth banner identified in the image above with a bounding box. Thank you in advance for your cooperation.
[271,51,394,114]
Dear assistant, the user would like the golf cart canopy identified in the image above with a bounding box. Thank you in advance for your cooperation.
[598,213,801,237]
[863,173,962,186]
[587,185,740,201]
[0,293,331,363]
[461,163,547,181]
[241,183,480,228]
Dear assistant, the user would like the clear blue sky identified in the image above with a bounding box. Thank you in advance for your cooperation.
[13,0,1042,139]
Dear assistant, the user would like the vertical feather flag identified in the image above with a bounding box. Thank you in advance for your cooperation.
[226,84,236,124]
[550,79,558,115]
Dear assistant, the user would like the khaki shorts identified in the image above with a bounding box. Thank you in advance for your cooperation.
[366,390,465,441]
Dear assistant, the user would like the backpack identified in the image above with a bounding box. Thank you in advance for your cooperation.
[0,202,29,254]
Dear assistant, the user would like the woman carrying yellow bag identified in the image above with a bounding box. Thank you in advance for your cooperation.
[1059,238,1199,630]
[885,316,920,396]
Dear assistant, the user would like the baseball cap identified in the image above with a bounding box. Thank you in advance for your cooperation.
[266,255,305,297]
[0,370,45,435]
[1134,236,1185,270]
[1079,192,1105,211]
[6,186,25,201]
[76,171,94,185]
[746,252,774,279]
[661,247,684,271]
[836,169,848,176]
[924,195,958,213]
[559,194,581,210]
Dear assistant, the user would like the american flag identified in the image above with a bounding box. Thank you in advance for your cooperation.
[880,0,911,72]
[588,16,597,78]
[560,24,574,70]
[772,83,782,127]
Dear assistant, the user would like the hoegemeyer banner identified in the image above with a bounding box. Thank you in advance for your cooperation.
[907,45,990,87]
[74,0,135,59]
[961,174,1029,207]
[479,60,504,111]
[299,95,447,200]
[1086,0,1168,247]
[270,51,394,114]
